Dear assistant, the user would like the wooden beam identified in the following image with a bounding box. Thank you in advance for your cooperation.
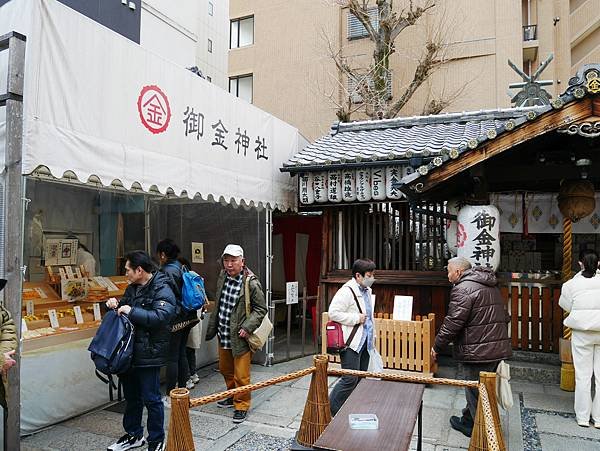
[592,97,600,116]
[407,99,593,194]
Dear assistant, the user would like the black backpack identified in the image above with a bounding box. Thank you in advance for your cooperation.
[89,310,135,384]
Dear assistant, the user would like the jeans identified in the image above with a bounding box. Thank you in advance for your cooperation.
[186,347,197,374]
[329,342,370,416]
[166,325,192,394]
[458,361,499,422]
[120,366,164,443]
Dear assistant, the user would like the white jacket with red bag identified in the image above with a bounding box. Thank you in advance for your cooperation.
[328,278,376,352]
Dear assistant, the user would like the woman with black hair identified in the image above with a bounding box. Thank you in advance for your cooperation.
[156,239,199,406]
[559,249,600,427]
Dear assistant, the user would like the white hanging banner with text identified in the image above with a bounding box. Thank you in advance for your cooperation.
[1,0,299,211]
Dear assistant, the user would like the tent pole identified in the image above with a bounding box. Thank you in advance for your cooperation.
[144,196,151,254]
[2,31,27,449]
[265,206,273,366]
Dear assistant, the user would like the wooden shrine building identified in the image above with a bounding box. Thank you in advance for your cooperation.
[281,63,600,354]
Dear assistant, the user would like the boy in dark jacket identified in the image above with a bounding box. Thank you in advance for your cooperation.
[156,239,199,406]
[432,257,511,438]
[106,251,176,451]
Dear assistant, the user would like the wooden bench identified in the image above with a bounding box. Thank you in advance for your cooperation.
[322,313,437,376]
[313,378,425,451]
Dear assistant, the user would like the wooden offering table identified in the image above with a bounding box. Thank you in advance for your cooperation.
[314,379,425,451]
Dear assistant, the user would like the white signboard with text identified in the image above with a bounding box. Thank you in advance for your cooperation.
[286,281,299,305]
[393,295,413,321]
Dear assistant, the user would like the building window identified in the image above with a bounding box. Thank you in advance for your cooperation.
[208,2,213,16]
[208,38,213,53]
[230,16,254,48]
[348,72,392,103]
[347,8,379,40]
[229,74,253,103]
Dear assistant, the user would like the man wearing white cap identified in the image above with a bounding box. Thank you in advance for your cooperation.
[205,244,267,423]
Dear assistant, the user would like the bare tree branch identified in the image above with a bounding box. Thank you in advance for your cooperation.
[321,0,462,121]
[385,40,442,118]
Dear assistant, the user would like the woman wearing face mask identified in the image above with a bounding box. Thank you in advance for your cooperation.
[328,258,376,416]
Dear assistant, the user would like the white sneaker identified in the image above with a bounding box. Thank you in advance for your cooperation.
[162,396,171,409]
[185,378,195,390]
[190,373,200,384]
[107,433,146,451]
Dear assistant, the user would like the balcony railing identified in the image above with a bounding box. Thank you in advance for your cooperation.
[523,24,537,41]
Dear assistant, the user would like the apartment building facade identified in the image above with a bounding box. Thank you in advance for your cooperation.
[0,0,230,90]
[141,0,229,89]
[229,0,595,142]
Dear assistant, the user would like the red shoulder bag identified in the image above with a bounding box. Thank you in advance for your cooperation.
[326,287,363,354]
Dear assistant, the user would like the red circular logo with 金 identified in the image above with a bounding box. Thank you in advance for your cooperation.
[457,222,467,248]
[137,85,171,134]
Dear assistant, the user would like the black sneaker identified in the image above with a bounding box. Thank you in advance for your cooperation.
[233,410,247,423]
[107,433,146,451]
[461,408,474,426]
[449,415,472,438]
[217,397,234,408]
[147,441,165,451]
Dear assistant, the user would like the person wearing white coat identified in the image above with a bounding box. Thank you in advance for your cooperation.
[559,249,600,427]
[328,259,376,416]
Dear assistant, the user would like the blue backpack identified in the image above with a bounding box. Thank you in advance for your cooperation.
[89,310,135,381]
[181,266,207,312]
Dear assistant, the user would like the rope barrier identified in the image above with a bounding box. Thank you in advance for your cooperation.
[189,366,315,408]
[166,355,504,451]
[327,367,479,388]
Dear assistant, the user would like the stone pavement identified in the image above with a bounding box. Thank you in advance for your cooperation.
[20,356,600,450]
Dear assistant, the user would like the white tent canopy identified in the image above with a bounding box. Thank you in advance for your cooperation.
[0,0,300,211]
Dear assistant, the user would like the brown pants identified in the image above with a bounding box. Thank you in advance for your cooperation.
[218,345,252,411]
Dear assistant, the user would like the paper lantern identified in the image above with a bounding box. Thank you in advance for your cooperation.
[342,169,357,202]
[313,172,328,203]
[558,180,596,222]
[299,173,314,205]
[385,166,404,199]
[457,205,500,271]
[356,169,372,202]
[446,199,461,257]
[327,171,342,203]
[371,168,386,201]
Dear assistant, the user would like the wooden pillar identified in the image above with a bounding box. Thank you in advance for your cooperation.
[166,388,194,451]
[297,355,331,447]
[560,217,575,391]
[469,372,506,451]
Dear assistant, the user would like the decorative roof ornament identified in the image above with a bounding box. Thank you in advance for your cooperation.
[565,63,600,98]
[586,70,600,94]
[558,121,600,138]
[508,54,554,107]
[467,139,478,149]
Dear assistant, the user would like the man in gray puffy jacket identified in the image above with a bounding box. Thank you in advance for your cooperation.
[431,257,511,437]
